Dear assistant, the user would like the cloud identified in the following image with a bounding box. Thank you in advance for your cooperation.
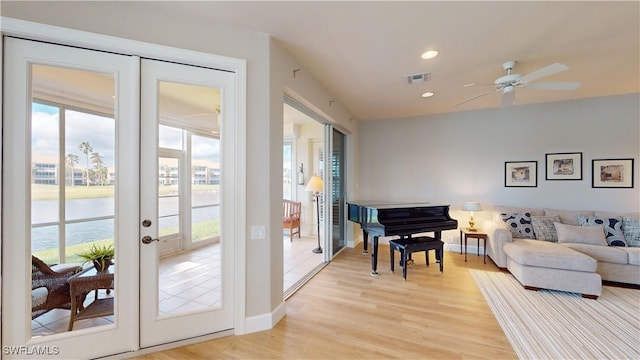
[32,105,115,167]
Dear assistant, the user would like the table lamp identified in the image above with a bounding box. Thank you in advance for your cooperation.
[305,175,324,254]
[463,201,482,232]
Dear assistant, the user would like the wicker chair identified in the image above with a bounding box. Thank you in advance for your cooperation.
[31,255,83,320]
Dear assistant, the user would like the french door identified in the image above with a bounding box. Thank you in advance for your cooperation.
[139,58,235,347]
[2,37,236,358]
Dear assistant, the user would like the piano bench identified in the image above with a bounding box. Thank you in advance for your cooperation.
[389,236,444,280]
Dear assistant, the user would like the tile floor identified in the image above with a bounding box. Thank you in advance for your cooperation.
[31,236,323,337]
[283,234,325,292]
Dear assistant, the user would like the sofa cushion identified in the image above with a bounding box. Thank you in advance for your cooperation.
[504,239,597,272]
[544,208,594,225]
[560,243,628,264]
[501,212,535,239]
[531,215,561,242]
[555,222,608,246]
[622,217,640,248]
[625,247,640,266]
[578,215,627,247]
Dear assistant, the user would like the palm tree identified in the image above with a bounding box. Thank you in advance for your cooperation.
[66,154,79,186]
[79,141,93,186]
[91,152,107,185]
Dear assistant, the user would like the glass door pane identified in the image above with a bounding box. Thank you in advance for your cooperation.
[30,65,117,335]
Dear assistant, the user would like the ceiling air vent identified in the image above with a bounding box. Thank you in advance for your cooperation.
[407,72,431,84]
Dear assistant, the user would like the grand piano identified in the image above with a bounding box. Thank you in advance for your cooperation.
[347,201,458,275]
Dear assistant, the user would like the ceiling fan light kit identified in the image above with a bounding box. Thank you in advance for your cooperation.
[454,60,582,108]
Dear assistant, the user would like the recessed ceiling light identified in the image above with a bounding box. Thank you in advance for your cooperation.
[421,50,439,60]
[421,92,435,98]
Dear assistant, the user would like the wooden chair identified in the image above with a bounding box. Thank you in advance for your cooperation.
[283,199,301,240]
[31,255,84,319]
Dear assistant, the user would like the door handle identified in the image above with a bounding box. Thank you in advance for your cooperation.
[141,236,159,244]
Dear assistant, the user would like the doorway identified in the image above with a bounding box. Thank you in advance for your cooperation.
[2,37,240,358]
[282,102,326,297]
[282,98,349,297]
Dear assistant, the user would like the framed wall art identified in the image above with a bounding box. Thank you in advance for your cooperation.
[592,158,634,188]
[546,152,582,180]
[505,161,537,187]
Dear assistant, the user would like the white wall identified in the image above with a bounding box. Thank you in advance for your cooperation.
[356,94,640,243]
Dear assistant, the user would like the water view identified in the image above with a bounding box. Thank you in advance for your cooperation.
[32,190,220,253]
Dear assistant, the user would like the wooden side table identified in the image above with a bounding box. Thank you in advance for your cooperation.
[459,228,488,264]
[68,266,114,331]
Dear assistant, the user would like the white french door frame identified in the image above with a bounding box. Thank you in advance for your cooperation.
[1,16,247,353]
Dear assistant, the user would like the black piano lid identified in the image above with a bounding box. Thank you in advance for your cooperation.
[346,200,449,209]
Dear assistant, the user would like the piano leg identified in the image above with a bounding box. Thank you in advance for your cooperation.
[362,230,369,254]
[434,231,442,262]
[371,236,379,276]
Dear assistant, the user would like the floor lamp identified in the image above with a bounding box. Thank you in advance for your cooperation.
[305,175,324,254]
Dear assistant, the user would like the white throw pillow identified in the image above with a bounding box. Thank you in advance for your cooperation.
[555,222,608,246]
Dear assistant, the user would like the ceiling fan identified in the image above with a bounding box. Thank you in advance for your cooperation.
[454,61,581,107]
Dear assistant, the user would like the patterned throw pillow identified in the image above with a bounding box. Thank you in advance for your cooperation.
[623,217,640,247]
[531,215,561,242]
[501,212,535,239]
[577,215,627,247]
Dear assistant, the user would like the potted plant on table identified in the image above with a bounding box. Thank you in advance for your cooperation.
[79,243,114,272]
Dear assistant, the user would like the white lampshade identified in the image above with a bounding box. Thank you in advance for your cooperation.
[463,201,482,212]
[305,175,323,193]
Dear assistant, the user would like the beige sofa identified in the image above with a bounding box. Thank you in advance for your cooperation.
[483,206,640,298]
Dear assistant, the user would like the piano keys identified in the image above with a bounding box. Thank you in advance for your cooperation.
[347,201,458,275]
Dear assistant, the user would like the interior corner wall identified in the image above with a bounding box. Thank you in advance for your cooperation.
[358,94,640,233]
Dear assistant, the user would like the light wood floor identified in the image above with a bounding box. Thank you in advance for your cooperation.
[134,243,517,359]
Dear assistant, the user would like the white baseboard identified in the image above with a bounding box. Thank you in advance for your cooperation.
[243,300,287,334]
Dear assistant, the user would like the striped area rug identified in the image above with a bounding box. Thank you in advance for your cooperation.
[470,270,640,360]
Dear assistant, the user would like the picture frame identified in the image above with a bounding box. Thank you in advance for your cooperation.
[546,152,582,180]
[592,158,634,188]
[505,161,537,187]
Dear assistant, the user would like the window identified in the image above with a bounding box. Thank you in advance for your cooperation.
[31,98,116,264]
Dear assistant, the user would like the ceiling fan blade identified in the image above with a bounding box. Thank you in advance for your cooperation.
[501,90,515,107]
[519,63,569,83]
[525,82,582,91]
[453,89,497,107]
[464,82,494,87]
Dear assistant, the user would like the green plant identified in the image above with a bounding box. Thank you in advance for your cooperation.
[78,243,114,271]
